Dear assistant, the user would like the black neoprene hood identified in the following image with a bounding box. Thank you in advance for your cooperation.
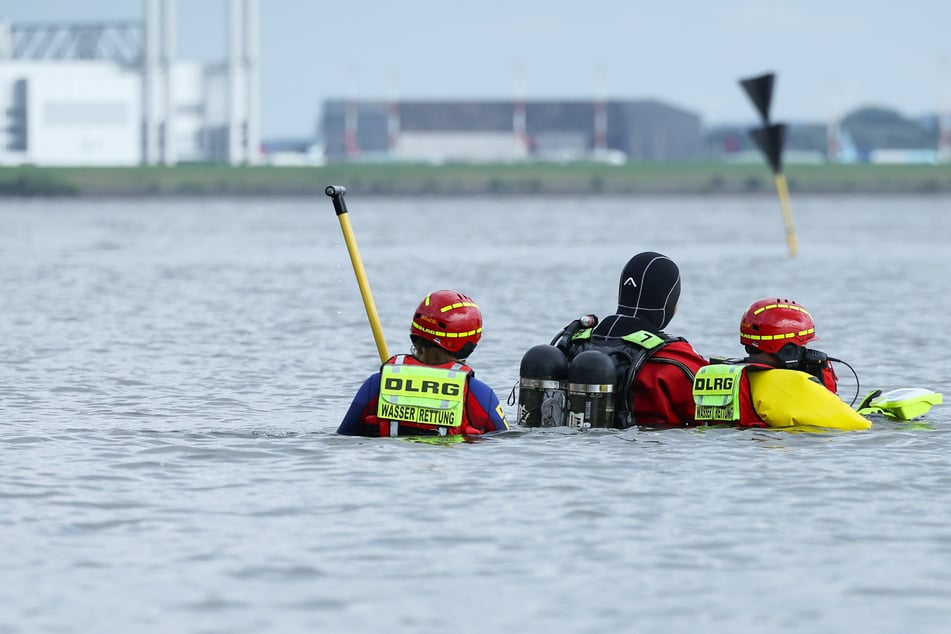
[616,251,681,330]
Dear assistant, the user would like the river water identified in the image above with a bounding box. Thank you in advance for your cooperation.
[1,194,950,634]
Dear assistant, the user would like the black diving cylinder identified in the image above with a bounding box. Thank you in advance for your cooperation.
[518,344,569,427]
[566,350,617,429]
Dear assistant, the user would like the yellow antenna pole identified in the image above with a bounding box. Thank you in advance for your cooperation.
[325,185,390,362]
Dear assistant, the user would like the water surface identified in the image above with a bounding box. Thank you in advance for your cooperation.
[2,194,949,633]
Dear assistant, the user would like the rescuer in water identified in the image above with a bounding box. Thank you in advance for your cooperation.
[337,290,509,437]
[691,297,871,430]
[541,251,709,427]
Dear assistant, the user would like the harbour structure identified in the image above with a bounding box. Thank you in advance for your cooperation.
[320,98,704,163]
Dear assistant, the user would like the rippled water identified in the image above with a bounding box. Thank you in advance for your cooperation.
[2,194,950,633]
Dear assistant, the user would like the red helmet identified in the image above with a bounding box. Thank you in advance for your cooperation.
[410,290,483,358]
[739,297,818,354]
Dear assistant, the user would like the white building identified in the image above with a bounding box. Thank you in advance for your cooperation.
[0,0,259,167]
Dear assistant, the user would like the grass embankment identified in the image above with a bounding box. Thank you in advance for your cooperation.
[1,162,950,197]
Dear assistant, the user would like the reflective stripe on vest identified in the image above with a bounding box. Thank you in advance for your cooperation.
[692,364,745,422]
[377,359,467,433]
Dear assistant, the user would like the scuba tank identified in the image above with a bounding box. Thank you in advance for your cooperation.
[565,350,616,429]
[517,315,618,430]
[517,344,570,427]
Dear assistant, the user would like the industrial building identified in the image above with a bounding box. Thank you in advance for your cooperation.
[321,99,704,163]
[0,0,259,167]
[3,1,705,167]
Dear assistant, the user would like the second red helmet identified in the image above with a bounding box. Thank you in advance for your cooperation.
[739,297,818,354]
[410,290,483,358]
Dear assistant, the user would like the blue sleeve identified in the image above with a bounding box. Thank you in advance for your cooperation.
[336,373,381,435]
[466,377,511,432]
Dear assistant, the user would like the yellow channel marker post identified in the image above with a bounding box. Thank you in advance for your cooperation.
[751,124,799,257]
[740,72,799,258]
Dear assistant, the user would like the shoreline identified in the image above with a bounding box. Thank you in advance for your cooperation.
[2,162,950,197]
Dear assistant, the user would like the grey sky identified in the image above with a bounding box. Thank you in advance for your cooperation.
[3,0,951,139]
